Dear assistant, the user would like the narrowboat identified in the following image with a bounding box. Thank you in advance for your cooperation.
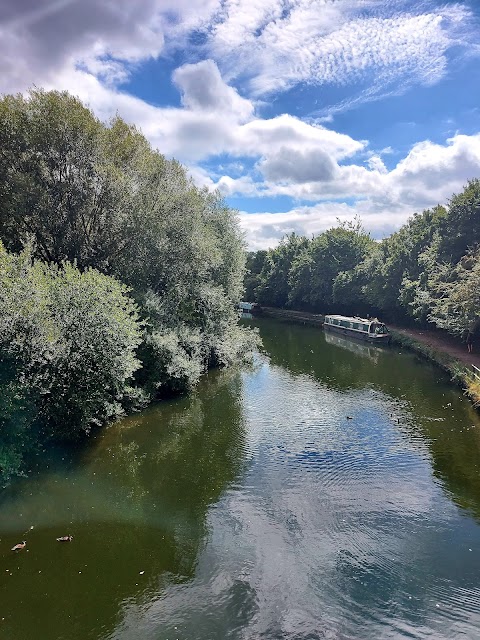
[323,314,391,344]
[238,301,261,316]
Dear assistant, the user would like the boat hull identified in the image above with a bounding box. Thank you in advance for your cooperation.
[324,322,391,344]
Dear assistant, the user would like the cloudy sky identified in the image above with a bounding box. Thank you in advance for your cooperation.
[2,0,480,249]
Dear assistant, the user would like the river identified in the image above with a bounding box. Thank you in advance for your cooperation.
[2,319,480,639]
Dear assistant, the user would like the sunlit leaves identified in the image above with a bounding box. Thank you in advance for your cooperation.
[0,242,142,437]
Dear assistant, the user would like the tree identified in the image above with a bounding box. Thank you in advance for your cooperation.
[427,250,480,336]
[437,179,480,264]
[256,234,308,307]
[244,250,268,301]
[0,89,254,406]
[355,206,446,320]
[0,89,124,267]
[0,241,143,437]
[289,223,374,312]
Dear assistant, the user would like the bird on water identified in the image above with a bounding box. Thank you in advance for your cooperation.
[11,541,26,551]
[56,535,73,542]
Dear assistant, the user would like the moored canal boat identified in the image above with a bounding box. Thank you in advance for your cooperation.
[238,301,261,315]
[324,314,391,344]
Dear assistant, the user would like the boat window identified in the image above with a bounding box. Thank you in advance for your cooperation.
[362,324,369,331]
[353,323,359,330]
[370,323,388,334]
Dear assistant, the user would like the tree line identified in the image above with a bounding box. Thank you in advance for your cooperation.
[245,180,480,337]
[0,89,255,480]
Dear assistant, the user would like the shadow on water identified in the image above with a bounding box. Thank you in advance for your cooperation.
[0,358,40,485]
[0,367,247,640]
[257,318,480,522]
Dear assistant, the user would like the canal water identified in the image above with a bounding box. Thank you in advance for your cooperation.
[2,319,480,639]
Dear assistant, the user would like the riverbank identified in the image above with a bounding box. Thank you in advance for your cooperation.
[389,326,480,407]
[256,307,480,408]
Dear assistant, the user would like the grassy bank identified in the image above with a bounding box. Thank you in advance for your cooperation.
[390,330,480,408]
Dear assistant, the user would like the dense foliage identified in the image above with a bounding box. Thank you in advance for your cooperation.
[0,242,142,433]
[0,89,255,480]
[0,241,143,479]
[246,181,480,337]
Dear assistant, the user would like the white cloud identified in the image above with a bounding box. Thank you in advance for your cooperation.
[44,59,365,167]
[217,175,259,196]
[239,200,415,250]
[0,0,163,93]
[237,133,480,249]
[196,0,476,108]
[389,134,480,204]
[237,133,480,204]
[216,160,384,202]
[259,147,337,183]
[2,0,476,115]
[173,59,254,122]
[239,114,365,160]
[366,156,388,174]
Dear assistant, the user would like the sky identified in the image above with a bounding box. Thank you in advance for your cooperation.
[1,0,480,250]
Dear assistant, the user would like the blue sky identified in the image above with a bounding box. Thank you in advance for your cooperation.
[2,0,480,248]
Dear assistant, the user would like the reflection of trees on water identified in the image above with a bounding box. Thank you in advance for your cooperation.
[0,367,247,640]
[260,320,382,391]
[259,319,480,523]
[402,409,480,521]
[88,367,248,575]
[0,359,40,485]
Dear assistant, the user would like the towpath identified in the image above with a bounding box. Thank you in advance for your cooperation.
[390,325,480,370]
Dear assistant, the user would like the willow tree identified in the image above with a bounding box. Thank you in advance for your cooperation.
[0,90,124,267]
[0,89,253,401]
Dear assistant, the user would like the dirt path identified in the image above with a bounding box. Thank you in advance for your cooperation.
[390,325,480,370]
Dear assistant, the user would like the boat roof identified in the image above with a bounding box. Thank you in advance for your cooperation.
[325,314,382,324]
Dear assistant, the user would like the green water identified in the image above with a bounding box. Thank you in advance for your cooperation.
[2,319,480,639]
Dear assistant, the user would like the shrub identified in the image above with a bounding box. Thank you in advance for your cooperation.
[0,242,142,438]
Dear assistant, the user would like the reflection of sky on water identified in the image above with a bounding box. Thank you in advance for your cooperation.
[110,333,480,640]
